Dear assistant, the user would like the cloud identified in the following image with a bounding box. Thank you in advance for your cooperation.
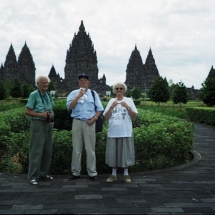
[0,0,215,90]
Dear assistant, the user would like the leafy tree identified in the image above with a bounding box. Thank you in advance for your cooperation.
[168,79,176,99]
[131,87,141,99]
[148,76,170,106]
[172,81,188,108]
[168,79,175,87]
[200,67,215,107]
[4,79,13,98]
[125,89,132,97]
[21,82,30,98]
[142,91,147,103]
[0,81,6,100]
[10,78,22,98]
[29,85,36,93]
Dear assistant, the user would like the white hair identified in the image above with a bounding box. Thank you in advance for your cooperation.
[112,82,128,94]
[35,76,50,86]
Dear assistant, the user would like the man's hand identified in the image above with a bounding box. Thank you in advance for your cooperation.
[78,88,86,97]
[87,118,96,126]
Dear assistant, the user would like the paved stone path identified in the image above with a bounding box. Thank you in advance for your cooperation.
[0,122,215,214]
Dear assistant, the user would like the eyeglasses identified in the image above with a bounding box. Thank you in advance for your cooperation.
[115,87,124,90]
[38,82,49,85]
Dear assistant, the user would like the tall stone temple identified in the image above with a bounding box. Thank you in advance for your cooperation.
[0,42,35,86]
[125,45,160,91]
[48,20,110,94]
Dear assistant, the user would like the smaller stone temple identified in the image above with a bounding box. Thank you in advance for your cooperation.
[0,42,35,86]
[125,45,160,92]
[48,65,63,90]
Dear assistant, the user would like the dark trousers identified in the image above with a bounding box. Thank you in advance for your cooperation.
[28,120,53,179]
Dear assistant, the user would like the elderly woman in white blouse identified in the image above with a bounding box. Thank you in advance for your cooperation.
[103,82,138,183]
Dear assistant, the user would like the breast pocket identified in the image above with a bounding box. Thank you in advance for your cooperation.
[87,102,95,113]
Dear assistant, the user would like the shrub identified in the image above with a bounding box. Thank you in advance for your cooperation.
[186,107,215,125]
[0,106,194,174]
[131,109,194,171]
[133,100,141,106]
[50,129,73,174]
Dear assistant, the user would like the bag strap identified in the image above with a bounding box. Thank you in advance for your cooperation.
[38,90,53,110]
[91,90,97,111]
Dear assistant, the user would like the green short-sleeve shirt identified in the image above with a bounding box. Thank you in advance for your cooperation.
[26,90,55,120]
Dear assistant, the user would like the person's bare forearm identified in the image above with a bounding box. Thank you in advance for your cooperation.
[104,108,113,120]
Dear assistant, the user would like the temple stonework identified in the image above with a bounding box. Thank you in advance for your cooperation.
[0,42,35,86]
[18,42,36,86]
[125,46,160,91]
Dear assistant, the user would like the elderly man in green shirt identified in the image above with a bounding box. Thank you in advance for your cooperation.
[25,76,55,185]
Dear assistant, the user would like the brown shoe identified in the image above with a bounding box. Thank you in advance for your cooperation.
[123,175,131,183]
[106,175,117,183]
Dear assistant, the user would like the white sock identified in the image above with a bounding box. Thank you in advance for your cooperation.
[124,168,128,176]
[112,168,117,176]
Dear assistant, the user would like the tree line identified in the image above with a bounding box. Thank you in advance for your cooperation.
[0,78,56,100]
[1,70,215,108]
[143,69,215,107]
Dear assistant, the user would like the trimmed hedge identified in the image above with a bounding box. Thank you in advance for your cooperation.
[186,107,215,126]
[0,105,194,174]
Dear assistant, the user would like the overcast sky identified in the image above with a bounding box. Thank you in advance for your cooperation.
[1,0,215,89]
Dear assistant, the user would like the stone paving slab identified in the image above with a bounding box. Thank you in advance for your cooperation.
[0,122,215,214]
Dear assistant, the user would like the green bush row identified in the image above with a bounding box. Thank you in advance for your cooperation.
[0,100,24,111]
[186,107,215,126]
[139,103,187,119]
[0,104,194,175]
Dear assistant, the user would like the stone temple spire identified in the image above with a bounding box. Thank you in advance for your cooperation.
[144,48,159,88]
[4,44,18,81]
[48,64,63,91]
[79,20,85,32]
[125,45,144,90]
[18,41,36,86]
[145,47,155,64]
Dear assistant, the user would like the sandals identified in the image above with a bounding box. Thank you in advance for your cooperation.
[29,179,38,185]
[39,175,53,181]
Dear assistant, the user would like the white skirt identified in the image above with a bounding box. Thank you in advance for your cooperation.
[105,137,135,168]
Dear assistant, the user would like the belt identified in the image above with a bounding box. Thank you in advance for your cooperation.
[74,118,89,121]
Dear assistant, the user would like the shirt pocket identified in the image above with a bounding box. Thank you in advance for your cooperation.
[87,102,95,112]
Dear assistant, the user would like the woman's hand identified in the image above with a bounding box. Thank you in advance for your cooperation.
[121,101,129,109]
[110,100,118,109]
